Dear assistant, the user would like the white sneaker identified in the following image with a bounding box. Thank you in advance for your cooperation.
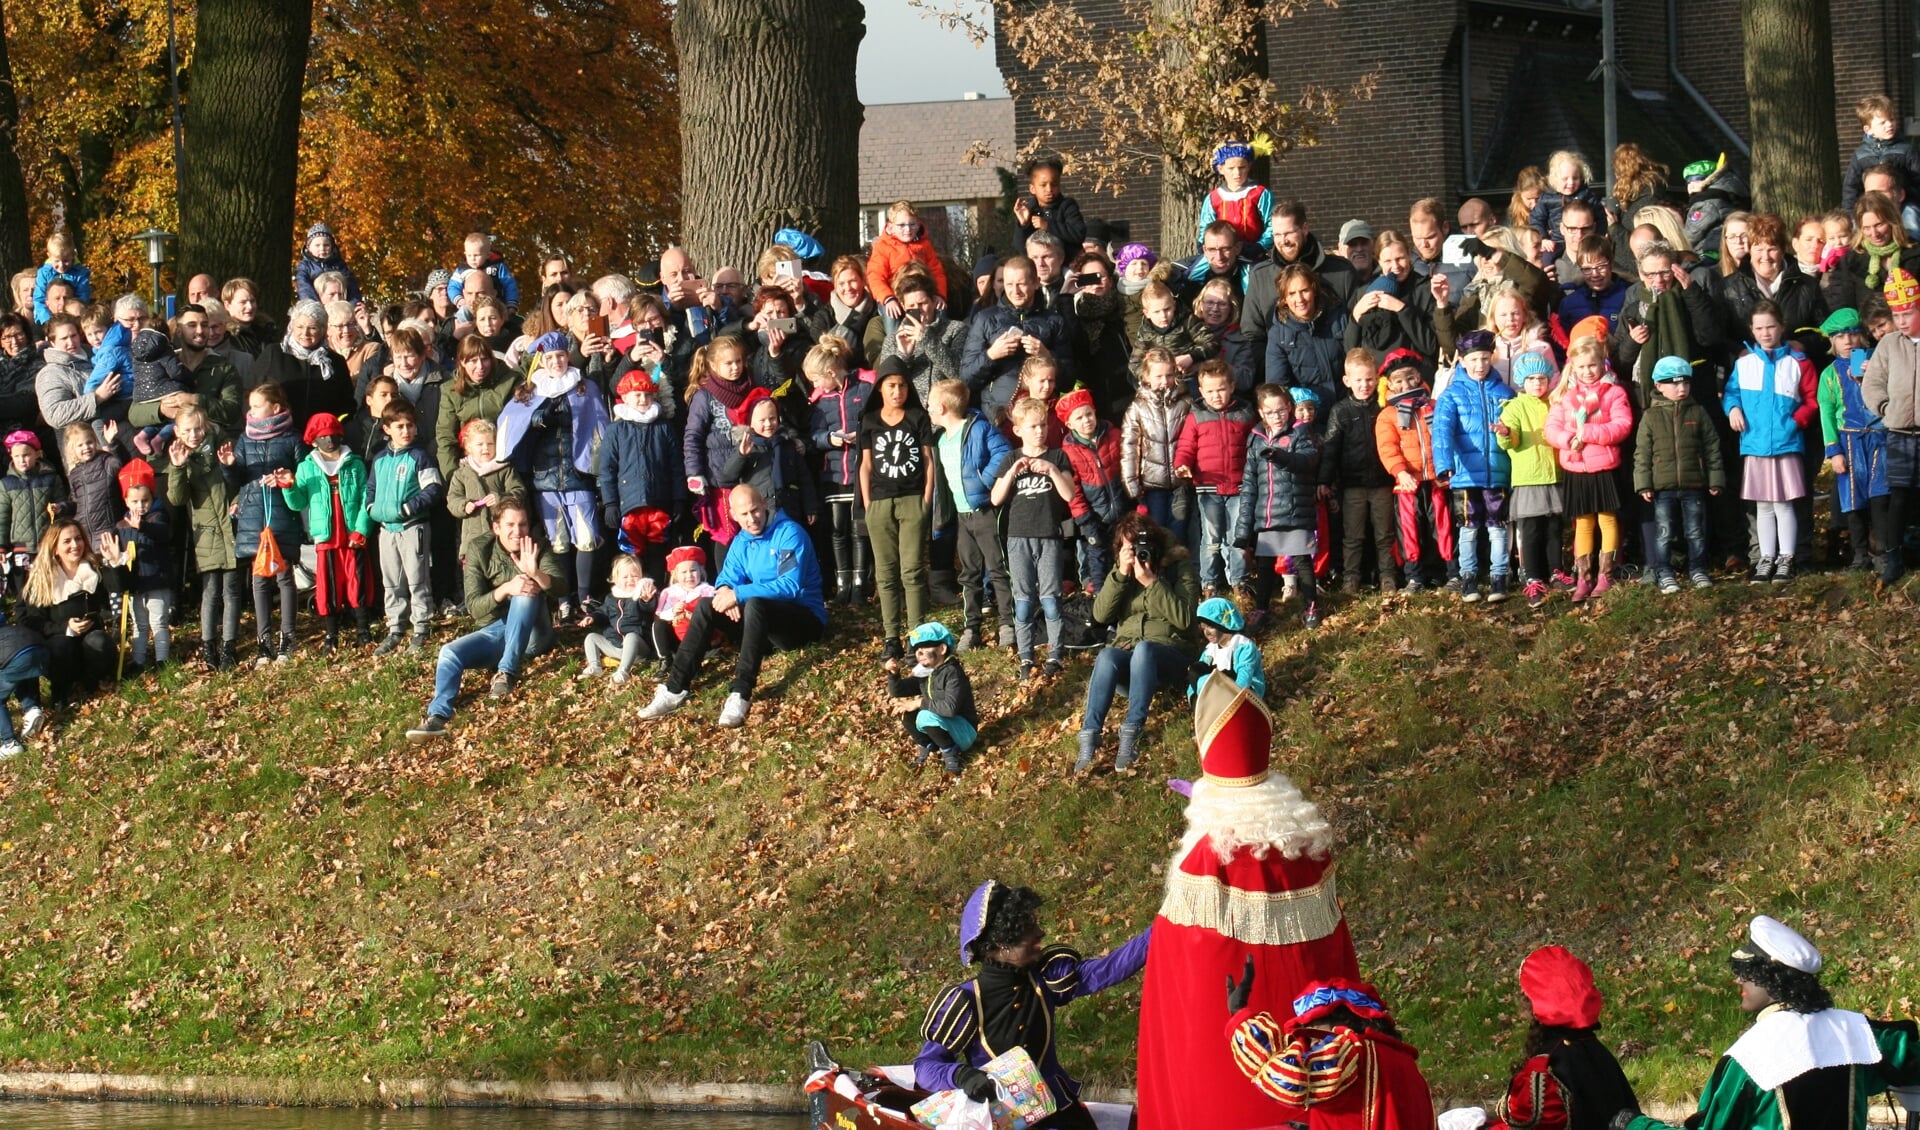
[717,692,750,728]
[0,739,21,759]
[18,706,44,739]
[638,685,688,720]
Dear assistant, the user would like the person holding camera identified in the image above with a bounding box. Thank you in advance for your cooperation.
[1074,511,1201,773]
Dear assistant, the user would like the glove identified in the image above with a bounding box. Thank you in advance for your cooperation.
[1225,955,1255,1013]
[953,1065,997,1104]
[1260,446,1283,463]
[603,505,621,533]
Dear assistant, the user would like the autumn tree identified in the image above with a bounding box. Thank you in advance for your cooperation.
[931,0,1367,248]
[674,0,864,275]
[298,0,678,300]
[1742,0,1839,219]
[0,0,32,284]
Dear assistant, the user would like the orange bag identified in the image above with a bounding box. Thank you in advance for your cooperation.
[252,491,288,578]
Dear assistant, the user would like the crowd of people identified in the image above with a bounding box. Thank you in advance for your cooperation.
[5,96,1920,764]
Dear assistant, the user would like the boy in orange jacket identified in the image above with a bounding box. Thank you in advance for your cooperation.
[867,201,949,325]
[1373,358,1453,591]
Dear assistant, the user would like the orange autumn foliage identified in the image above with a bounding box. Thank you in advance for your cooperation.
[296,0,681,303]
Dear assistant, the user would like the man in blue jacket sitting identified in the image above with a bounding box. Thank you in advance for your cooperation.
[637,485,826,728]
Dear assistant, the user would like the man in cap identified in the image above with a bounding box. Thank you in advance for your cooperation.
[1339,219,1378,287]
[1615,915,1919,1130]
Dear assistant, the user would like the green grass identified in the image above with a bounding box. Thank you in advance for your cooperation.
[0,574,1917,1106]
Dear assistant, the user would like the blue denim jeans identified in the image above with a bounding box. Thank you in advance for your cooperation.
[1193,491,1248,588]
[1081,641,1190,732]
[0,646,47,741]
[1141,488,1190,544]
[1653,489,1710,577]
[428,596,554,719]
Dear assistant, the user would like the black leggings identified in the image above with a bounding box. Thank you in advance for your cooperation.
[251,567,295,639]
[558,549,596,605]
[1517,516,1554,583]
[1253,553,1315,608]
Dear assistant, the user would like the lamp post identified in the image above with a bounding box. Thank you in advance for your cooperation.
[130,228,175,313]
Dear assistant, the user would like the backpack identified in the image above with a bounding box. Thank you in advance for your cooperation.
[1058,591,1103,649]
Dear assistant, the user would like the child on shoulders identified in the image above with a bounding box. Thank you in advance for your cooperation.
[32,232,91,326]
[1195,142,1272,257]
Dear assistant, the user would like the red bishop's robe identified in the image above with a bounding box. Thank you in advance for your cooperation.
[1135,837,1361,1130]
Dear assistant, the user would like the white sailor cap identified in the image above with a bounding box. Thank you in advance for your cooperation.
[1737,914,1823,975]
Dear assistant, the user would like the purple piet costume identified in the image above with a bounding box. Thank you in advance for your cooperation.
[914,879,1151,1105]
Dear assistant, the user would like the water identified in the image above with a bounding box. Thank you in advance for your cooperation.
[0,1104,811,1130]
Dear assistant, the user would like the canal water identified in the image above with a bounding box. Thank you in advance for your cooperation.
[0,1105,811,1130]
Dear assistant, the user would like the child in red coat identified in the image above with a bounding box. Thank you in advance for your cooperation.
[1056,389,1126,592]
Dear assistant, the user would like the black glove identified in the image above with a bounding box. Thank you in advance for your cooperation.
[953,1065,997,1103]
[1225,955,1255,1013]
[1260,446,1283,463]
[603,505,621,533]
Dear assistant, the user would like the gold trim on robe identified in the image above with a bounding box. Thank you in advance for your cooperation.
[1158,863,1344,945]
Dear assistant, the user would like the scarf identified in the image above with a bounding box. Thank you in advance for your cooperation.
[281,333,337,383]
[393,371,428,405]
[1863,234,1903,288]
[309,448,347,478]
[1389,388,1430,429]
[976,960,1048,1061]
[1119,275,1149,297]
[701,373,754,412]
[463,455,509,478]
[614,401,662,424]
[54,561,100,603]
[1632,286,1693,408]
[245,410,293,442]
[1074,288,1123,323]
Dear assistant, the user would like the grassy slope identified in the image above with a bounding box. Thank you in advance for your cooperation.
[0,576,1916,1107]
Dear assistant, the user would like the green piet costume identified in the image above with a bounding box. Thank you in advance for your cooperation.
[1622,915,1920,1130]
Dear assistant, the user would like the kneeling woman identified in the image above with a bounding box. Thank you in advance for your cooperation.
[916,881,1149,1130]
[406,497,562,740]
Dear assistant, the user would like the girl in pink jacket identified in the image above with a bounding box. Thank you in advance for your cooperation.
[1545,337,1634,601]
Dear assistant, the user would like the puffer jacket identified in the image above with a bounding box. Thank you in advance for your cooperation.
[684,378,765,486]
[1319,393,1392,489]
[1374,389,1438,486]
[1091,546,1200,654]
[1544,379,1634,473]
[597,408,684,515]
[1173,399,1256,494]
[1866,332,1920,432]
[232,430,305,557]
[809,379,875,490]
[1236,423,1321,539]
[1633,394,1727,493]
[1264,305,1352,405]
[67,453,124,543]
[1431,371,1515,488]
[931,410,1011,526]
[961,299,1069,419]
[283,450,372,545]
[1496,393,1558,487]
[1722,344,1818,458]
[1121,386,1191,496]
[1062,422,1126,526]
[165,446,239,571]
[0,468,65,551]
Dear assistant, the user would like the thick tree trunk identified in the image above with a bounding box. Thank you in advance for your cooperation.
[1742,0,1839,219]
[0,0,34,291]
[178,0,313,320]
[675,0,865,275]
[1153,0,1266,254]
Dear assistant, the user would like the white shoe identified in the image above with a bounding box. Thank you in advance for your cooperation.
[576,666,601,681]
[18,706,44,739]
[717,692,750,728]
[0,739,21,759]
[638,685,688,720]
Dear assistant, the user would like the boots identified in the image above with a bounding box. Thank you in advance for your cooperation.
[202,641,219,670]
[835,569,856,606]
[253,633,274,668]
[217,640,238,670]
[277,631,296,663]
[851,538,871,601]
[1570,554,1594,603]
[1114,724,1143,771]
[354,608,373,646]
[1593,551,1615,596]
[1074,730,1098,774]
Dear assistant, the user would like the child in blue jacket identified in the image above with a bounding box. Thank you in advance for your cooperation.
[1235,383,1321,629]
[32,232,90,325]
[1725,300,1819,583]
[1431,330,1516,602]
[597,370,683,579]
[927,377,1013,652]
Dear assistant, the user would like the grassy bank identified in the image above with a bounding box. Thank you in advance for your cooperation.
[0,575,1916,1106]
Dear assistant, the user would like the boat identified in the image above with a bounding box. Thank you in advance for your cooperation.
[805,1041,1136,1130]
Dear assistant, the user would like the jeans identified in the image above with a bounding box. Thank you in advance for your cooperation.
[379,524,433,633]
[665,596,825,700]
[584,630,645,678]
[1082,640,1190,732]
[866,494,928,640]
[427,595,555,719]
[1140,488,1190,544]
[0,646,47,741]
[200,567,244,643]
[955,508,1013,632]
[1193,491,1248,588]
[1452,488,1511,579]
[1007,536,1064,661]
[1653,489,1709,577]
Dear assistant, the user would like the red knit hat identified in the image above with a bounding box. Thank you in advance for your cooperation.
[1054,387,1095,425]
[303,412,345,445]
[118,458,157,496]
[616,371,656,399]
[665,545,706,576]
[1194,674,1271,787]
[1518,945,1604,1029]
[729,386,774,427]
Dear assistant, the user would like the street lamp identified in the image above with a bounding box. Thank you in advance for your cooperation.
[130,228,174,313]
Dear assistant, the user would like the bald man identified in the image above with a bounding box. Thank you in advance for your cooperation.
[638,485,827,728]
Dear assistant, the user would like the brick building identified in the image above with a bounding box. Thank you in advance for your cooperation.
[998,0,1917,251]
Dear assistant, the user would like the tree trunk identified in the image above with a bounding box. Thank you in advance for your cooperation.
[178,0,313,319]
[1742,0,1839,219]
[675,0,865,275]
[1153,0,1266,254]
[0,0,34,290]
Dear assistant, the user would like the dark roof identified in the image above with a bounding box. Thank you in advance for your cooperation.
[860,98,1014,206]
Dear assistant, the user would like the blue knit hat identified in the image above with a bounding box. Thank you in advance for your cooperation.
[1511,352,1556,388]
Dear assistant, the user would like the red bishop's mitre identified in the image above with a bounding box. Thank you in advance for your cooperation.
[1194,674,1272,788]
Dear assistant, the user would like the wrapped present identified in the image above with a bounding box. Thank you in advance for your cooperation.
[911,1087,994,1130]
[981,1046,1058,1130]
